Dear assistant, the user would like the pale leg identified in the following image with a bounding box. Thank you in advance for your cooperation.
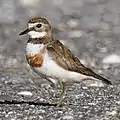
[56,81,66,107]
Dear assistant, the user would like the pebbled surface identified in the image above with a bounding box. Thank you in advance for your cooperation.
[0,0,120,119]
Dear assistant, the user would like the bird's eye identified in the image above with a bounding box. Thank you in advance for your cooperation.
[36,24,42,28]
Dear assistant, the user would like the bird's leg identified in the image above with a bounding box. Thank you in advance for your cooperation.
[56,81,66,107]
[39,73,56,87]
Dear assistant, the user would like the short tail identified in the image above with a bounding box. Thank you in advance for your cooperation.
[93,72,112,85]
[78,66,112,85]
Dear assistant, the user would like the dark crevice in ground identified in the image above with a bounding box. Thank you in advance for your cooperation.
[0,100,57,107]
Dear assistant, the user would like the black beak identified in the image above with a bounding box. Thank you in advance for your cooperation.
[19,27,35,35]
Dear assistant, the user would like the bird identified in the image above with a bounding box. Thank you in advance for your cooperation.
[19,17,112,107]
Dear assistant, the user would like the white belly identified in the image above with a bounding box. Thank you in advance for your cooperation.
[32,53,88,82]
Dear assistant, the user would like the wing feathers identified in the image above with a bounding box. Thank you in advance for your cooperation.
[47,40,111,85]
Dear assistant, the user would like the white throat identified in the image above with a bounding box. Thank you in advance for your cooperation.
[28,31,46,38]
[26,43,44,55]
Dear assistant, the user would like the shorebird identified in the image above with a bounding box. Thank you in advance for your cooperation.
[19,17,111,107]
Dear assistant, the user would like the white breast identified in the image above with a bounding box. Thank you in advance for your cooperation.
[26,43,44,55]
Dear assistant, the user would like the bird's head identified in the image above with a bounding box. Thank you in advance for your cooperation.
[19,17,52,38]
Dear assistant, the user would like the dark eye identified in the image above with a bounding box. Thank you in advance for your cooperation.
[36,24,42,28]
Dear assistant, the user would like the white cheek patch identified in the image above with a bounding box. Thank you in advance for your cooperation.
[28,31,47,38]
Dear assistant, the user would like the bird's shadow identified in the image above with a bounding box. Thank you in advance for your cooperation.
[0,100,57,107]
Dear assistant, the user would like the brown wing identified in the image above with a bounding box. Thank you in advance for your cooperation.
[47,40,91,74]
[46,40,112,85]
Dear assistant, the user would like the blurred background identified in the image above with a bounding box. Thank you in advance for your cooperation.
[0,0,120,119]
[0,0,120,77]
[1,0,120,81]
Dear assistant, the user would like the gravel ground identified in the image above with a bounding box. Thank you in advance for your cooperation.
[0,0,120,119]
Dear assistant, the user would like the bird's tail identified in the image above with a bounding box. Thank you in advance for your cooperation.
[78,66,112,85]
[92,72,112,85]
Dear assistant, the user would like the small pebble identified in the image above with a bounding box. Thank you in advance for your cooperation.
[102,54,120,64]
[17,91,33,96]
[62,115,74,120]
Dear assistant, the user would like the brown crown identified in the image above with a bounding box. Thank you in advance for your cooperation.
[28,17,50,24]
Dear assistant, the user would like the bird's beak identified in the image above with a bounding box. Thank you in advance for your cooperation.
[19,27,34,35]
